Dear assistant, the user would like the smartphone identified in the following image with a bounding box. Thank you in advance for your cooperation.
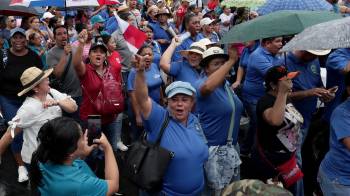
[328,86,338,94]
[87,115,102,146]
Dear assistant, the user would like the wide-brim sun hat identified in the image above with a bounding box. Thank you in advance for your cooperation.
[147,5,159,15]
[199,47,229,67]
[165,81,196,98]
[155,8,172,18]
[18,67,53,97]
[179,41,206,59]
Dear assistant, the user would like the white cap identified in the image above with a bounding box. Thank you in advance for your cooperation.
[42,12,55,19]
[200,17,215,27]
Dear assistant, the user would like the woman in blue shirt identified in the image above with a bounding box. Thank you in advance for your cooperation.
[28,32,48,70]
[318,73,350,195]
[29,117,119,196]
[128,45,163,134]
[133,52,208,195]
[195,46,243,194]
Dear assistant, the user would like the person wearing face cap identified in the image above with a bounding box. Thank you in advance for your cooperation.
[72,30,126,151]
[283,50,334,165]
[198,17,220,43]
[152,8,177,53]
[133,52,208,195]
[195,46,242,194]
[160,38,206,84]
[90,15,106,37]
[252,65,303,195]
[0,27,43,182]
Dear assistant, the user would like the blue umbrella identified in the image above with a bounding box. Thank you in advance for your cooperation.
[257,0,333,15]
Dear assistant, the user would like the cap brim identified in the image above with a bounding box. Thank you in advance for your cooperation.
[306,49,331,56]
[179,49,203,58]
[279,71,300,80]
[18,68,53,97]
[90,44,108,53]
[199,54,229,67]
[166,88,195,98]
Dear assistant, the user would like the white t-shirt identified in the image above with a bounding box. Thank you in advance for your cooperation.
[9,89,74,163]
[219,13,234,33]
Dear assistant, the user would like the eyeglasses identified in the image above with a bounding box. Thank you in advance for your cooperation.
[10,19,15,22]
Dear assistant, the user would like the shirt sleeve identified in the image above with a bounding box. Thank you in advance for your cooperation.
[127,69,136,91]
[326,49,350,72]
[255,55,274,76]
[331,106,350,141]
[143,99,167,141]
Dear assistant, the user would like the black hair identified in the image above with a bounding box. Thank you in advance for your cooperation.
[261,37,280,44]
[118,12,132,21]
[182,12,196,33]
[137,44,153,55]
[101,34,112,46]
[53,25,67,37]
[28,32,38,46]
[48,17,58,29]
[29,117,81,190]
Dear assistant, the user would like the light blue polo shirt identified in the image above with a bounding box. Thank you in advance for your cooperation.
[198,32,220,43]
[127,63,163,103]
[172,34,204,62]
[285,52,323,129]
[169,60,201,85]
[321,99,350,186]
[143,100,209,195]
[39,159,107,196]
[195,75,243,146]
[323,48,350,122]
[242,45,281,103]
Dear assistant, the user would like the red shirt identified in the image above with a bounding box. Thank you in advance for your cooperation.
[176,5,188,28]
[80,56,122,124]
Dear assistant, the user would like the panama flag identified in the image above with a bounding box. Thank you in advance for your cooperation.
[114,12,147,54]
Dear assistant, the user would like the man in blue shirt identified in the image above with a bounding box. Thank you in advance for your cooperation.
[323,48,350,123]
[285,50,334,165]
[240,37,282,156]
[198,17,220,43]
[153,9,176,53]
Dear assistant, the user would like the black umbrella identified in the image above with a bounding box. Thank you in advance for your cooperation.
[0,0,39,16]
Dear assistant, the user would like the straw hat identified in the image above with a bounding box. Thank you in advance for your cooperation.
[147,5,159,15]
[155,8,172,18]
[179,41,207,59]
[117,4,129,13]
[199,47,228,67]
[18,67,53,97]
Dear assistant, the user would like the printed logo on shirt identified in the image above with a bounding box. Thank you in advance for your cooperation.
[310,64,319,75]
[154,74,161,79]
[115,57,120,64]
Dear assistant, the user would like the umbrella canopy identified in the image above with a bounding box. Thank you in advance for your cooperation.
[281,17,350,52]
[221,0,266,8]
[1,0,38,16]
[220,10,342,44]
[10,0,100,7]
[257,0,333,15]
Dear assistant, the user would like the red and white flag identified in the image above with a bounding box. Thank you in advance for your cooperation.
[114,12,147,54]
[10,0,31,6]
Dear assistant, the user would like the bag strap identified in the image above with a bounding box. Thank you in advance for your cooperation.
[60,53,72,82]
[154,112,170,145]
[224,83,236,144]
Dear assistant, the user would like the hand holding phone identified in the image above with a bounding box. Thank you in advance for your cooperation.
[87,115,102,146]
[328,86,338,94]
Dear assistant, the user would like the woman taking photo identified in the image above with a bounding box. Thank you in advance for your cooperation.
[0,67,77,174]
[134,54,208,195]
[29,117,119,196]
[73,30,125,151]
[253,66,303,195]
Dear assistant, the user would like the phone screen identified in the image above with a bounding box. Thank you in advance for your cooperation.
[87,115,102,145]
[328,86,338,93]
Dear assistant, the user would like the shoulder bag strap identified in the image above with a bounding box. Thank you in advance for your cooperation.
[60,53,73,82]
[224,83,236,144]
[155,112,170,145]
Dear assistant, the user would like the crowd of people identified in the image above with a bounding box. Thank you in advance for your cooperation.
[0,0,350,195]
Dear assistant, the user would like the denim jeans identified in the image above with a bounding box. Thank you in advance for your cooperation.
[318,165,350,196]
[102,113,123,152]
[0,95,24,153]
[240,99,257,155]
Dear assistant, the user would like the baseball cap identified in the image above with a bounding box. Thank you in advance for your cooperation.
[200,17,215,27]
[90,15,105,26]
[165,81,196,98]
[264,66,300,88]
[10,27,26,38]
[42,12,55,19]
[89,40,108,54]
